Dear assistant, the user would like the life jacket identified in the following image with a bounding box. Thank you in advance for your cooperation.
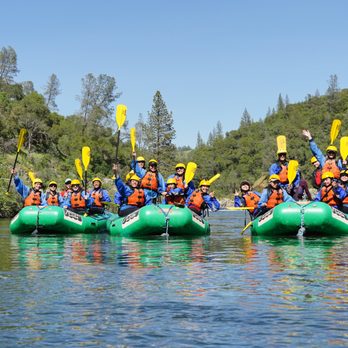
[266,188,283,209]
[188,189,206,213]
[46,191,59,206]
[70,191,86,209]
[24,189,42,207]
[319,186,340,206]
[141,171,158,191]
[311,168,322,189]
[278,163,288,184]
[91,189,103,207]
[126,188,145,207]
[60,189,72,197]
[174,175,185,190]
[242,191,260,213]
[165,187,185,205]
[323,160,340,179]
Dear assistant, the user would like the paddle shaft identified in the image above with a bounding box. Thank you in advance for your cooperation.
[115,129,121,163]
[6,151,20,193]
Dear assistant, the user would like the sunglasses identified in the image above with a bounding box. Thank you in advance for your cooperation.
[270,180,280,184]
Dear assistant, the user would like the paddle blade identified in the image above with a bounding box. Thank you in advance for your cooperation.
[276,135,286,154]
[82,146,91,170]
[330,119,341,144]
[17,128,27,152]
[241,221,253,235]
[184,162,197,183]
[28,171,36,183]
[130,127,136,152]
[340,136,348,161]
[208,173,220,185]
[288,160,299,185]
[116,104,127,130]
[75,158,84,180]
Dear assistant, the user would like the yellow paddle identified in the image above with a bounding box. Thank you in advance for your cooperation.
[130,127,136,153]
[226,207,254,211]
[208,173,220,185]
[276,135,286,154]
[288,160,299,185]
[75,158,84,181]
[28,171,36,184]
[82,146,90,190]
[340,136,348,161]
[184,162,197,184]
[115,104,127,162]
[241,221,253,235]
[6,128,27,193]
[330,119,341,144]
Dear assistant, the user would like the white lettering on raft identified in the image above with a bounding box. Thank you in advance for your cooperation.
[122,210,140,228]
[64,209,83,225]
[257,209,274,227]
[332,208,348,225]
[192,213,205,227]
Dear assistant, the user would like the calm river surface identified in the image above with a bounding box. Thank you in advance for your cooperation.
[1,210,348,347]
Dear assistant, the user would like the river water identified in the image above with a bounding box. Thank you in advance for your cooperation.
[0,210,348,347]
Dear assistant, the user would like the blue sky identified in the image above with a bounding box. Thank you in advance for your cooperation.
[1,0,347,147]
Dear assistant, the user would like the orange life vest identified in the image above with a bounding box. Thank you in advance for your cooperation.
[165,187,185,205]
[188,189,206,212]
[320,186,340,206]
[141,171,158,191]
[24,190,42,207]
[174,175,185,190]
[126,188,145,207]
[279,164,288,184]
[323,160,340,179]
[70,191,86,209]
[91,190,103,207]
[266,189,284,209]
[243,192,260,213]
[46,191,59,206]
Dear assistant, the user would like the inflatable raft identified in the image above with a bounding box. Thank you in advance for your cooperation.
[10,206,116,235]
[250,201,348,237]
[107,204,210,237]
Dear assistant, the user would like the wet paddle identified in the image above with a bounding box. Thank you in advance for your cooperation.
[241,221,253,235]
[115,104,127,163]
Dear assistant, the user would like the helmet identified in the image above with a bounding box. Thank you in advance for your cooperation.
[129,174,140,182]
[125,170,135,181]
[167,178,177,185]
[92,177,102,184]
[326,145,338,153]
[175,163,186,169]
[71,179,81,186]
[199,179,210,187]
[321,172,334,180]
[240,180,251,188]
[136,156,145,162]
[33,178,43,185]
[340,170,348,177]
[149,159,158,165]
[277,150,287,155]
[310,156,318,164]
[269,174,280,182]
[48,181,57,186]
[65,178,72,184]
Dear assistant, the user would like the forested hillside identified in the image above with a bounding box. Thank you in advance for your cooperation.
[1,45,348,216]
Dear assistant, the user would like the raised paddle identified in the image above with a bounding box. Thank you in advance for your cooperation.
[208,173,221,185]
[82,146,90,191]
[288,160,299,185]
[75,158,84,181]
[340,136,348,161]
[115,104,127,163]
[276,135,286,154]
[130,127,136,153]
[330,119,341,144]
[184,162,197,184]
[28,171,36,184]
[6,128,27,194]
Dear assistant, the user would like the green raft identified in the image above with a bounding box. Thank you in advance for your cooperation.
[10,206,116,235]
[250,201,348,237]
[107,204,210,237]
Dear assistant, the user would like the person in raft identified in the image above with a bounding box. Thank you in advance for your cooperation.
[314,172,346,209]
[234,180,261,217]
[258,174,295,213]
[186,179,220,216]
[114,170,134,207]
[133,156,166,205]
[60,178,73,198]
[45,181,65,207]
[131,152,146,171]
[338,170,348,213]
[64,179,92,214]
[164,178,186,206]
[302,129,344,179]
[88,177,111,214]
[11,169,46,207]
[166,163,195,198]
[310,156,322,190]
[112,164,145,217]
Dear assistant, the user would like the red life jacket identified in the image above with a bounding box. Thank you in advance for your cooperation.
[188,189,206,213]
[141,171,158,191]
[126,188,145,207]
[70,191,86,209]
[279,164,288,184]
[323,160,340,179]
[266,188,283,209]
[312,168,322,189]
[46,191,59,206]
[242,192,260,213]
[24,190,42,207]
[320,186,340,206]
[91,190,103,207]
[165,187,185,205]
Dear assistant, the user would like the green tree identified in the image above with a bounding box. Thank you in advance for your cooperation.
[44,73,61,111]
[240,108,252,127]
[0,46,19,84]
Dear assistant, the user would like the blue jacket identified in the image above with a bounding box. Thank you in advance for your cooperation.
[234,191,261,207]
[314,185,346,208]
[269,161,300,189]
[64,190,92,209]
[163,187,185,204]
[166,174,195,193]
[185,190,220,212]
[258,187,295,208]
[44,191,65,207]
[14,175,46,206]
[88,188,111,205]
[309,139,343,169]
[114,177,146,211]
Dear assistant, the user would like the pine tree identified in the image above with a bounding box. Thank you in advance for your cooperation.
[277,94,284,112]
[0,46,19,84]
[240,108,252,127]
[196,132,204,148]
[44,74,61,111]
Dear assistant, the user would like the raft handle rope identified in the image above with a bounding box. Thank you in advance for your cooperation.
[157,205,174,237]
[32,206,46,235]
[296,202,310,237]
